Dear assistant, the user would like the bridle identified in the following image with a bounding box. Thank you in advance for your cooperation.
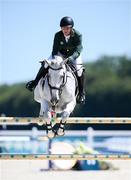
[47,65,67,101]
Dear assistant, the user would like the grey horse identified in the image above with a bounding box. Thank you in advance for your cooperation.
[34,56,77,138]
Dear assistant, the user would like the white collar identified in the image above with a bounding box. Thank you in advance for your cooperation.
[64,35,70,42]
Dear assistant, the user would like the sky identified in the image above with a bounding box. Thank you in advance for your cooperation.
[0,0,131,84]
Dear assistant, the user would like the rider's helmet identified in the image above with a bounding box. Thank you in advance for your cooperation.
[60,16,74,27]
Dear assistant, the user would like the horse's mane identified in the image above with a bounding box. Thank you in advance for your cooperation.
[49,56,64,69]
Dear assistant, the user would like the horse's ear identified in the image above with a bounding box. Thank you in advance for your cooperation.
[51,61,55,65]
[43,59,51,67]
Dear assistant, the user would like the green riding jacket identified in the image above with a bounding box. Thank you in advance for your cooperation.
[52,29,83,61]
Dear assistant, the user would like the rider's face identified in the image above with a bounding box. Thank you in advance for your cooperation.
[61,26,72,36]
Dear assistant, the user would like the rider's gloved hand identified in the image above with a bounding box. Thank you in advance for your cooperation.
[67,57,74,64]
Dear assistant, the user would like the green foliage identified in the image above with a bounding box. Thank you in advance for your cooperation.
[0,83,39,117]
[0,55,131,117]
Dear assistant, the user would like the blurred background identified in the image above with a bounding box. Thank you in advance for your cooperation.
[0,0,131,174]
[0,0,131,118]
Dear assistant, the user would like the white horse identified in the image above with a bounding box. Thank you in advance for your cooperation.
[34,56,77,138]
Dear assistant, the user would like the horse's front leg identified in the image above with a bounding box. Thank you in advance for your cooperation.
[57,99,76,136]
[57,111,69,136]
[39,100,56,138]
[44,111,56,139]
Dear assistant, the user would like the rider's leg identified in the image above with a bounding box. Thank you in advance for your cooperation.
[26,64,48,91]
[74,56,85,104]
[77,71,85,103]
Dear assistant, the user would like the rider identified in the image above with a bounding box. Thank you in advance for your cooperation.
[26,16,85,103]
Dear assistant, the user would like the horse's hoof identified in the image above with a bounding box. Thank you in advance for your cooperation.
[47,130,56,139]
[47,133,55,139]
[56,120,66,136]
[56,130,65,136]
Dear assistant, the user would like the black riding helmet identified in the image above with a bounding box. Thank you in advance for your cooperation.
[60,16,74,27]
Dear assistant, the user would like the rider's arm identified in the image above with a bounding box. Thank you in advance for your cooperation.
[52,33,59,57]
[68,34,83,61]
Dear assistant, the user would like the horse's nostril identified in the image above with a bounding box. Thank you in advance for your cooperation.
[51,98,59,105]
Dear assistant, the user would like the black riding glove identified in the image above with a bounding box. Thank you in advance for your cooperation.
[68,56,75,64]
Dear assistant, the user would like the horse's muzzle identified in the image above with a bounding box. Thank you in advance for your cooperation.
[51,97,59,106]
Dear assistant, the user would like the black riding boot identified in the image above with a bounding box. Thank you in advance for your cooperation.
[26,65,48,91]
[77,72,85,104]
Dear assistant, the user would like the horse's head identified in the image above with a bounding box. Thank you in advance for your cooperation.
[44,56,67,106]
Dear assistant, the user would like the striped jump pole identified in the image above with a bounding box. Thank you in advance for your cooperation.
[0,117,131,125]
[0,117,131,161]
[0,154,131,160]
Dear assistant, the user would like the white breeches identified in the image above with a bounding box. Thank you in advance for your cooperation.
[73,55,83,77]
